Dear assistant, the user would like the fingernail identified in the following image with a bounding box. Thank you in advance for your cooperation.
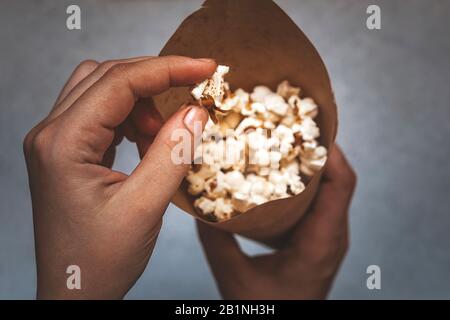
[196,58,216,64]
[183,106,207,135]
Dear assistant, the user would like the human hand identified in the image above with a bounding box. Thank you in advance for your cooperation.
[23,56,216,299]
[197,145,356,299]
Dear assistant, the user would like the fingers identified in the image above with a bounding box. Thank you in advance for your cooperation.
[197,222,252,280]
[55,56,216,163]
[314,144,357,226]
[291,145,356,247]
[49,56,152,121]
[53,60,99,108]
[131,98,164,138]
[24,60,99,147]
[66,56,216,129]
[119,105,208,217]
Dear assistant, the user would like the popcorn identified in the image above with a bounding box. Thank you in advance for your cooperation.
[191,65,230,122]
[277,80,301,99]
[194,197,216,216]
[223,170,246,192]
[204,171,228,199]
[289,95,318,119]
[299,117,320,141]
[214,198,234,220]
[234,117,263,136]
[299,98,318,119]
[264,94,289,116]
[188,74,328,221]
[300,145,328,176]
[250,86,272,103]
[186,173,205,195]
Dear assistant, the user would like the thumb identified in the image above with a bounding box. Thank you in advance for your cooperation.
[121,105,208,213]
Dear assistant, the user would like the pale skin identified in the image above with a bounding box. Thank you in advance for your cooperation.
[23,55,356,299]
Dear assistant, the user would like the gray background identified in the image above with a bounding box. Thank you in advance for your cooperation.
[1,0,449,299]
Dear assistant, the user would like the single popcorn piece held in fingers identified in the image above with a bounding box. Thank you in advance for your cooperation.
[191,65,230,122]
[188,74,328,221]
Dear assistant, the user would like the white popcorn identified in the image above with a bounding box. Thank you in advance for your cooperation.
[283,160,300,175]
[250,86,272,103]
[276,80,301,99]
[222,136,246,169]
[191,65,229,105]
[299,117,320,141]
[232,193,253,213]
[224,170,245,192]
[263,120,276,130]
[289,95,318,119]
[300,145,328,176]
[202,118,223,142]
[265,94,289,116]
[247,129,268,150]
[191,80,208,101]
[280,114,297,127]
[265,136,280,150]
[250,194,269,205]
[299,98,318,119]
[288,174,305,195]
[274,125,295,144]
[204,172,228,199]
[302,140,318,152]
[191,65,231,123]
[187,78,327,221]
[214,198,234,220]
[269,150,282,168]
[194,197,216,216]
[186,173,205,195]
[234,117,263,136]
[234,179,252,196]
[210,65,229,104]
[232,89,251,112]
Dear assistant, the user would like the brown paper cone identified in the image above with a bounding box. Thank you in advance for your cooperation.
[153,0,338,246]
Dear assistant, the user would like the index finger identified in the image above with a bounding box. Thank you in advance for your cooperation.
[57,55,216,159]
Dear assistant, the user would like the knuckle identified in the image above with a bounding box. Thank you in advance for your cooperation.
[31,126,53,154]
[76,59,99,74]
[97,60,120,75]
[342,166,357,191]
[23,121,45,156]
[303,243,333,265]
[105,63,129,79]
[98,59,116,70]
[23,130,35,156]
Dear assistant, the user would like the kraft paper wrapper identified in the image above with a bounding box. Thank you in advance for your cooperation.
[154,0,338,246]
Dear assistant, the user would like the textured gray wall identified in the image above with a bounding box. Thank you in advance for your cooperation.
[0,0,449,299]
